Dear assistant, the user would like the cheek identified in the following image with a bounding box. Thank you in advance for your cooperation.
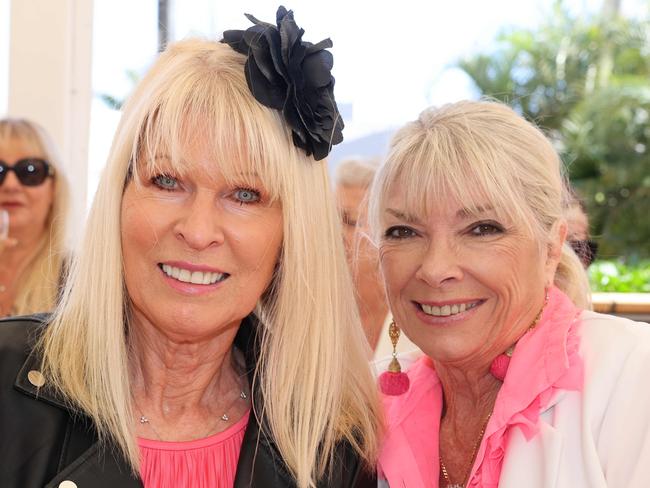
[480,241,545,299]
[121,200,161,267]
[379,247,415,295]
[26,184,54,220]
[231,213,283,277]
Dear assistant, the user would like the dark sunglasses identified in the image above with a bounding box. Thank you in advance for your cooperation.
[0,158,54,186]
[569,239,598,268]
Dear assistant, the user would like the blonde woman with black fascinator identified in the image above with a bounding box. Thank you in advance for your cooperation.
[0,7,380,487]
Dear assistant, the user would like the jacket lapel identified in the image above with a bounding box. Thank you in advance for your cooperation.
[14,349,142,488]
[499,413,564,488]
[233,316,296,487]
[233,415,296,487]
[44,443,142,488]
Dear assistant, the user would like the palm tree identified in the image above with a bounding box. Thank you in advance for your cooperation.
[457,0,650,258]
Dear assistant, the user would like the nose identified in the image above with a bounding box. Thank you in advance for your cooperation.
[173,191,225,251]
[414,238,463,287]
[0,170,22,191]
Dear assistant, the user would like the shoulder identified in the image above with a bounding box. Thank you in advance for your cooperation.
[238,414,375,487]
[324,439,376,487]
[0,313,49,368]
[579,310,650,363]
[569,312,650,483]
[577,310,650,409]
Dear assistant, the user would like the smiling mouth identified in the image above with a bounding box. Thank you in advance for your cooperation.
[417,300,483,317]
[158,264,229,285]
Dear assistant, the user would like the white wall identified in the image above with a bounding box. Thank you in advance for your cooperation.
[7,0,94,247]
[0,0,10,114]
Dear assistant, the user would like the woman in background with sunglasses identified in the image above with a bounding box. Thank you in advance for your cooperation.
[0,118,69,317]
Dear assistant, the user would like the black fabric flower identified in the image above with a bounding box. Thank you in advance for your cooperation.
[221,6,344,161]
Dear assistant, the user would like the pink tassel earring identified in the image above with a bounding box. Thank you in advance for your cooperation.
[379,320,410,395]
[490,289,550,381]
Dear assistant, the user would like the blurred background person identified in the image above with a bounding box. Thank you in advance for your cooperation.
[565,188,598,268]
[0,118,69,317]
[335,157,419,363]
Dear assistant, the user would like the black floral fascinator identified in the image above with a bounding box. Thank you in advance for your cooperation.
[221,6,344,161]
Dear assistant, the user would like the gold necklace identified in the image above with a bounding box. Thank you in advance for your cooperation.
[135,389,249,441]
[439,413,492,488]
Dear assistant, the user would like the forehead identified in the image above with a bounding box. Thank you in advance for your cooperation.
[384,178,498,218]
[0,136,44,161]
[133,118,281,201]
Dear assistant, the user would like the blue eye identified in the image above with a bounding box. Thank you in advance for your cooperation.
[234,188,261,204]
[385,226,416,239]
[152,174,178,190]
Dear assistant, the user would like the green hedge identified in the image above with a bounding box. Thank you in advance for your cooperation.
[589,260,650,293]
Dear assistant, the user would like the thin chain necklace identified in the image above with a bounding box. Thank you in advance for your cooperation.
[135,389,249,441]
[439,413,492,488]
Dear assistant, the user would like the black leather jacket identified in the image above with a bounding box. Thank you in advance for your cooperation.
[0,314,376,487]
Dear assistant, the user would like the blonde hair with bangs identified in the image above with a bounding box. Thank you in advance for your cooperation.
[0,118,69,315]
[369,100,590,308]
[40,39,380,486]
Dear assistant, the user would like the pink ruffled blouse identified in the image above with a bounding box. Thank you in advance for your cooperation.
[138,410,250,488]
[378,287,584,487]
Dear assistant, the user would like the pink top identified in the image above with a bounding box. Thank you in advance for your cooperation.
[378,287,584,487]
[138,410,250,488]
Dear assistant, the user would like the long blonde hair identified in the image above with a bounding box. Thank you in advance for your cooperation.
[40,39,380,486]
[369,100,590,308]
[0,118,69,315]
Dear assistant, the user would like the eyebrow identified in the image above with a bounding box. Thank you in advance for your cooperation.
[456,205,495,219]
[385,205,496,222]
[385,208,421,223]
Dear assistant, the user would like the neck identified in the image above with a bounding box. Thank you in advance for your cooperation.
[436,363,500,487]
[435,362,500,423]
[129,318,244,418]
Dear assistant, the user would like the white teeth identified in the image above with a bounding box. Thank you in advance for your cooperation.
[178,269,191,282]
[160,265,226,285]
[190,271,204,284]
[420,301,479,317]
[202,272,211,285]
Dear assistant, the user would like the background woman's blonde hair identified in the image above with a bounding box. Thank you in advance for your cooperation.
[335,156,381,188]
[369,100,590,308]
[40,39,380,486]
[0,118,69,315]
